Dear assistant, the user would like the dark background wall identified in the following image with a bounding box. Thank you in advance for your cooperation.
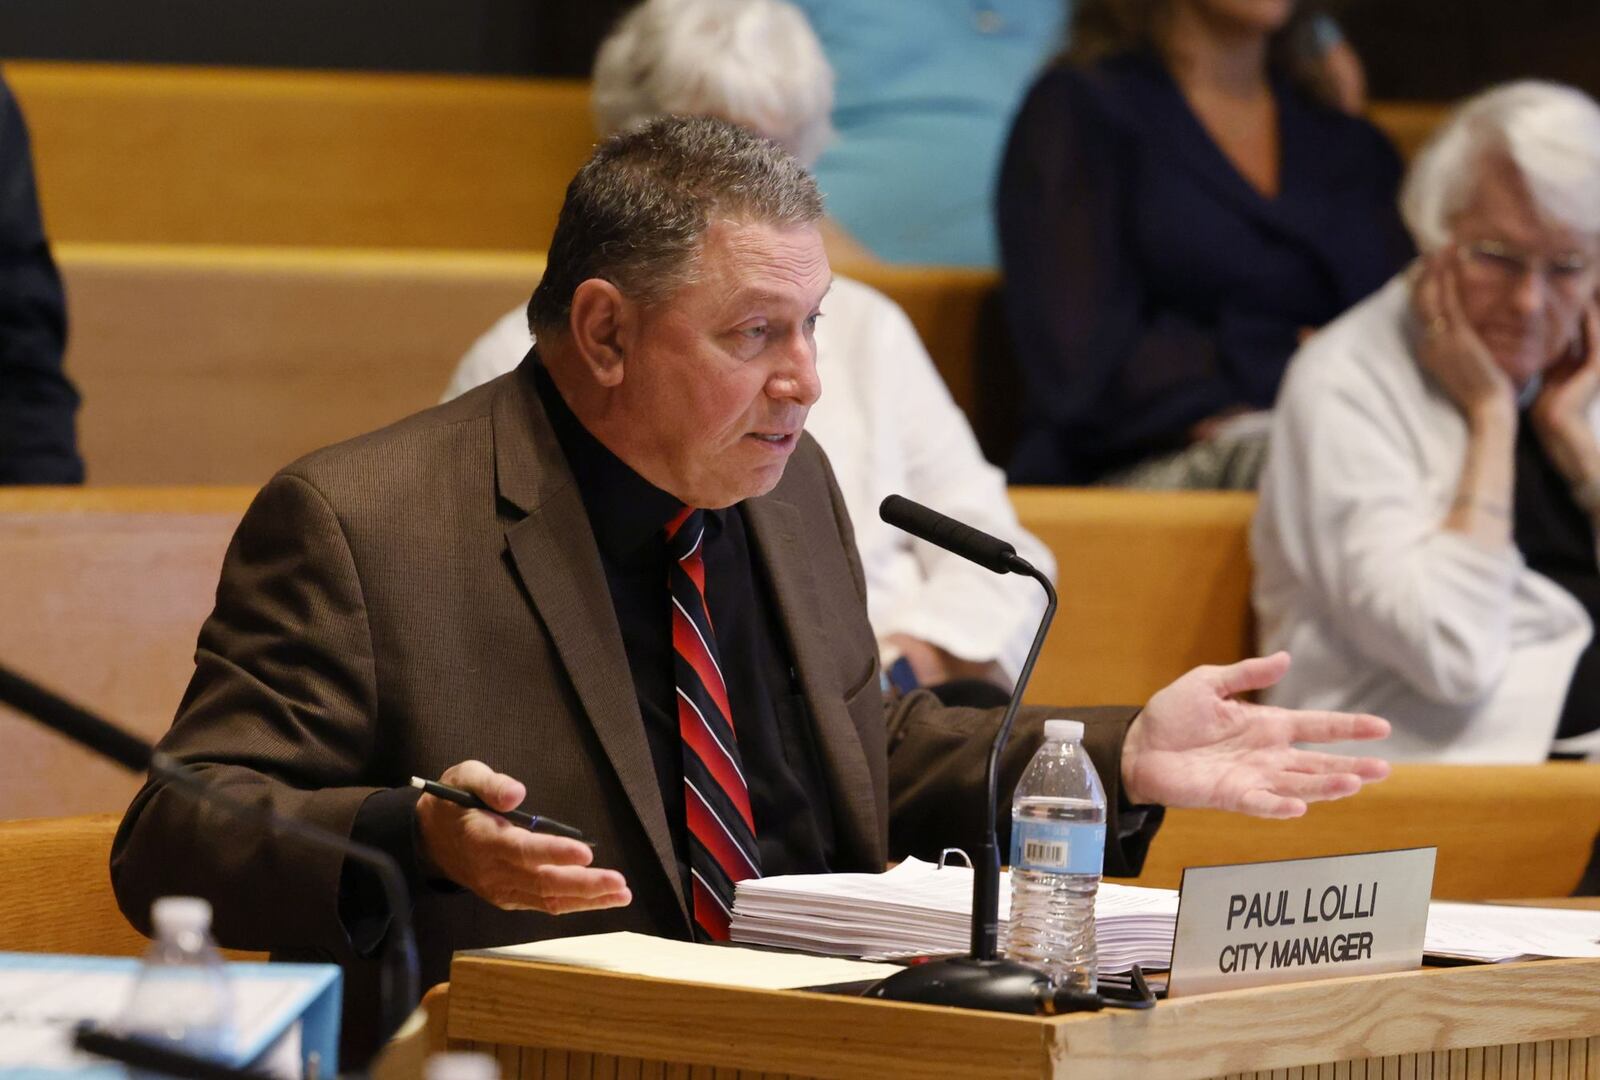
[0,0,1597,101]
[0,0,632,77]
[1336,0,1600,101]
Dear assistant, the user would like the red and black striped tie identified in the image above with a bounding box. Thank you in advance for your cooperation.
[666,507,761,941]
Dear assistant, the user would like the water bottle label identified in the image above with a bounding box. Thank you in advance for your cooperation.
[1010,819,1105,875]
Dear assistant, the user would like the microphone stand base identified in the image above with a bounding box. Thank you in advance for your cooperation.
[863,956,1060,1015]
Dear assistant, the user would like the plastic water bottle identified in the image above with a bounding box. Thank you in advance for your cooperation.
[118,896,235,1060]
[1006,718,1107,991]
[426,1051,502,1080]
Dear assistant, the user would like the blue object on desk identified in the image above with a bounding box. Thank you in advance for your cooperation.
[0,951,341,1077]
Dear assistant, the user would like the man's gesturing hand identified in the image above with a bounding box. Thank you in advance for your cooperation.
[1120,653,1391,819]
[415,759,632,914]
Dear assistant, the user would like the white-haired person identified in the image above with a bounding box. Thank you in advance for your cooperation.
[1253,81,1600,764]
[442,0,1054,705]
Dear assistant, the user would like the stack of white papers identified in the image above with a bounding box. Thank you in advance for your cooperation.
[730,858,1180,974]
[1424,903,1600,963]
[1093,878,1184,972]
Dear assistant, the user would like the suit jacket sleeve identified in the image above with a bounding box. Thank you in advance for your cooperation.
[0,74,81,484]
[111,472,390,960]
[885,696,1161,877]
[811,428,1162,877]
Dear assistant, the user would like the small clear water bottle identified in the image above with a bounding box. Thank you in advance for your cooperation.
[118,896,235,1060]
[426,1051,502,1080]
[1006,718,1107,991]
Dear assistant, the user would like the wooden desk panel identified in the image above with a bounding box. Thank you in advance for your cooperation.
[445,954,1600,1080]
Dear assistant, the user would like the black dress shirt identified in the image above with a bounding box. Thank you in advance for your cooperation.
[1513,413,1600,740]
[532,361,837,895]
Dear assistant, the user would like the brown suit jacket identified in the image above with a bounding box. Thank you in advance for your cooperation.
[111,364,1152,1052]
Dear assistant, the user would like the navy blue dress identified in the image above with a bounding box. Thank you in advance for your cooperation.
[0,73,81,485]
[999,52,1412,484]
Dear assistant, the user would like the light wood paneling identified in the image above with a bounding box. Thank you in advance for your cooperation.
[57,244,545,485]
[1109,763,1600,900]
[1011,488,1256,708]
[0,813,147,955]
[57,244,998,486]
[1367,102,1449,164]
[9,63,595,251]
[447,955,1600,1080]
[0,486,251,819]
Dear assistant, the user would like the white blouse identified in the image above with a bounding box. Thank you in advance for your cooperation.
[1253,275,1599,762]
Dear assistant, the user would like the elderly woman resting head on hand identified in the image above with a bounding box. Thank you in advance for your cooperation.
[1253,81,1600,764]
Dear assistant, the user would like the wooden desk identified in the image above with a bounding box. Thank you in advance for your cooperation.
[444,952,1600,1080]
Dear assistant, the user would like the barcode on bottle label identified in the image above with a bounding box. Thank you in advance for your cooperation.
[1022,839,1069,870]
[1010,820,1106,875]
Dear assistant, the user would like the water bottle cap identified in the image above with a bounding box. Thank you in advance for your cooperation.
[1044,718,1083,741]
[425,1052,500,1080]
[150,896,213,936]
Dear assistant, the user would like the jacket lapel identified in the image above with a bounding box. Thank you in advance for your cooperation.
[1138,56,1279,225]
[1137,56,1347,282]
[743,493,885,871]
[491,365,689,925]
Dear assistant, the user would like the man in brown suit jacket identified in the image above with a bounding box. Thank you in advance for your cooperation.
[111,118,1390,1060]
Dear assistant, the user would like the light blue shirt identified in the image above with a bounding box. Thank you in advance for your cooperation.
[793,0,1070,267]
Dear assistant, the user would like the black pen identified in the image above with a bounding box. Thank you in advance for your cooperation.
[410,776,593,846]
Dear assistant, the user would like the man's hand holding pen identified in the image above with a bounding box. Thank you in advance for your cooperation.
[414,758,633,915]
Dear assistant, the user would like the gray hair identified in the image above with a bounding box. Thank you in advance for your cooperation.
[527,115,824,339]
[1401,80,1600,251]
[591,0,835,169]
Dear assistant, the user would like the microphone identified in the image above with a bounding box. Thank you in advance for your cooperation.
[878,493,1031,576]
[865,494,1067,1013]
[0,666,155,773]
[0,663,421,1070]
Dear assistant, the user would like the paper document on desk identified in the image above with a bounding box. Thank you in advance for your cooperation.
[1424,903,1600,963]
[730,857,1180,973]
[478,931,902,989]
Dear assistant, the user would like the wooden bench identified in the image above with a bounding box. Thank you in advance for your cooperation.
[0,814,151,955]
[0,812,268,959]
[1109,763,1600,900]
[8,61,1440,473]
[59,245,546,484]
[0,486,253,820]
[1367,100,1449,164]
[9,62,596,251]
[9,60,1444,251]
[57,244,1004,483]
[1013,488,1257,708]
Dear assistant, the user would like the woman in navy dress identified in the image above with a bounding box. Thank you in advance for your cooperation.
[999,0,1412,486]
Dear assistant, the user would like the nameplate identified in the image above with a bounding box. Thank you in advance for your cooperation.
[1166,847,1435,998]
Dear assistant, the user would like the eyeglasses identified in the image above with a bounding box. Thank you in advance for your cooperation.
[1456,238,1596,294]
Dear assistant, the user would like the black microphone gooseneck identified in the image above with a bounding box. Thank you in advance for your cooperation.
[970,553,1056,961]
[0,663,421,1072]
[866,494,1084,1015]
